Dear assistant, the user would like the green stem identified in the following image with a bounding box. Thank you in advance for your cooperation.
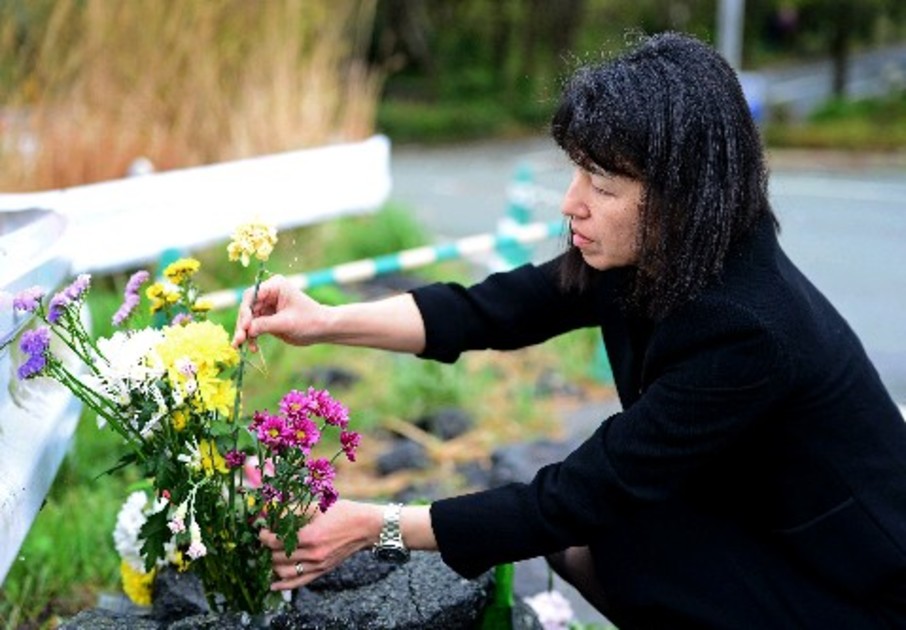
[228,264,265,525]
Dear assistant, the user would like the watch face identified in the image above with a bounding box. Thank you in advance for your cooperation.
[374,546,410,563]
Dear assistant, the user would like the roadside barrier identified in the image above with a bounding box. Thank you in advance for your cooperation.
[203,218,566,310]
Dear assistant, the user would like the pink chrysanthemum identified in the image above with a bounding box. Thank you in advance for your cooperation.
[224,449,247,469]
[340,430,361,462]
[317,484,339,513]
[305,458,336,494]
[288,416,320,453]
[256,413,290,451]
[279,389,309,421]
[304,387,350,428]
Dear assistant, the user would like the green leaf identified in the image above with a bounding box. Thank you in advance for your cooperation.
[139,508,171,572]
[96,452,139,479]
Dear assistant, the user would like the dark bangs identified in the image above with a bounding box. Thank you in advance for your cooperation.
[551,65,646,182]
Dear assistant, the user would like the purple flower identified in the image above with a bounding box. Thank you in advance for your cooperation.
[112,294,140,326]
[305,458,336,494]
[171,312,193,326]
[317,484,339,513]
[111,270,150,327]
[46,294,66,324]
[47,274,91,323]
[224,449,247,469]
[17,327,51,380]
[64,274,91,301]
[287,416,320,453]
[261,483,285,504]
[340,430,361,462]
[12,286,45,313]
[255,413,290,451]
[125,270,150,295]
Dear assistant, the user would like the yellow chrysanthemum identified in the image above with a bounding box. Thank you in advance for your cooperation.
[171,550,191,572]
[163,258,201,285]
[146,282,180,314]
[227,221,278,267]
[199,439,229,476]
[121,560,156,606]
[171,409,188,431]
[203,377,237,417]
[156,321,239,414]
[191,298,213,313]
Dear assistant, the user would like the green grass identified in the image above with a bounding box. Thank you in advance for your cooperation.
[377,97,553,145]
[765,91,906,151]
[1,203,604,627]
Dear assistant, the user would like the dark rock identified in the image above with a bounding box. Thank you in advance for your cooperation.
[151,567,210,624]
[307,549,400,592]
[61,609,160,629]
[415,407,474,441]
[272,551,492,630]
[376,439,429,475]
[300,366,360,391]
[455,460,493,490]
[489,440,577,487]
[168,612,255,629]
[512,598,545,630]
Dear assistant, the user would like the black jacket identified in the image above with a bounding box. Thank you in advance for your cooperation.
[411,219,906,607]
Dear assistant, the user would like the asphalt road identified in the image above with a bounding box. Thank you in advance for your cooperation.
[389,136,906,406]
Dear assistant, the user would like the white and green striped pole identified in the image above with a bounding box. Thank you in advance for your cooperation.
[204,219,565,311]
[495,163,535,269]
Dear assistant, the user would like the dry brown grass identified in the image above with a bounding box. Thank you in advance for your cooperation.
[0,0,381,191]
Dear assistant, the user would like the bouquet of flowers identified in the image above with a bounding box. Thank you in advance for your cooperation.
[7,221,361,613]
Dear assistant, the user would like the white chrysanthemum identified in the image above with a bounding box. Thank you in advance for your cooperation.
[97,329,167,382]
[113,491,151,572]
[524,590,575,630]
[86,328,168,413]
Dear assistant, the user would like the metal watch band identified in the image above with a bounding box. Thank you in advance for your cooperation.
[378,502,404,547]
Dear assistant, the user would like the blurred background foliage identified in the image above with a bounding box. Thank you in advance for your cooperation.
[1,0,904,193]
[1,1,905,627]
[368,0,906,143]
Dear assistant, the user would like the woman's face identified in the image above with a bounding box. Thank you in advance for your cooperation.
[561,166,643,270]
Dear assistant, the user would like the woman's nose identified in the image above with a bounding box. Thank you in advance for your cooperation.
[561,172,590,219]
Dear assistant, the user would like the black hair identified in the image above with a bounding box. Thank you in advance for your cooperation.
[551,31,777,319]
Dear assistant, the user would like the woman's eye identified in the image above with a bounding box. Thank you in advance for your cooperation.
[592,183,612,196]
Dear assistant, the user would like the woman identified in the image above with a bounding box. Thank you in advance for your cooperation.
[233,32,906,627]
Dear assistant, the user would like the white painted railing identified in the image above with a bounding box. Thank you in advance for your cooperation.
[0,136,391,584]
[0,135,391,274]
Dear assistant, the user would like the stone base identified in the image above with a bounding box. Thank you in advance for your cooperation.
[60,551,542,629]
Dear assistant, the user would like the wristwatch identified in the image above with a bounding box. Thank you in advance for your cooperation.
[372,503,410,563]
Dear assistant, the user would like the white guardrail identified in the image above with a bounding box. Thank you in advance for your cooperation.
[0,135,391,583]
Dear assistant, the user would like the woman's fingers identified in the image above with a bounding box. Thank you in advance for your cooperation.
[233,276,286,348]
[262,528,330,590]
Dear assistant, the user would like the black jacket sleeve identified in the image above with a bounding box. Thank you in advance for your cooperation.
[409,257,601,363]
[429,298,791,578]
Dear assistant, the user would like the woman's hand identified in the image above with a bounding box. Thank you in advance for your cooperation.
[233,275,331,352]
[261,501,437,590]
[261,500,383,590]
[232,275,428,355]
